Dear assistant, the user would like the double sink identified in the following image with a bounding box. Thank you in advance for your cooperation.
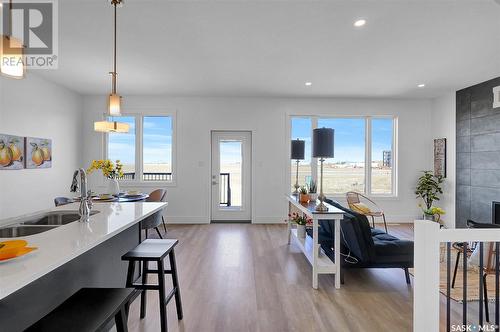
[0,211,100,238]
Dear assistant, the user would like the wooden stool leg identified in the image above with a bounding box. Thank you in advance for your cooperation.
[140,261,148,319]
[169,249,183,320]
[157,259,168,332]
[115,306,128,332]
[125,261,135,288]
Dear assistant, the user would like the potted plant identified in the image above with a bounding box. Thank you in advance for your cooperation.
[299,186,309,203]
[287,212,312,238]
[308,179,318,201]
[415,170,444,221]
[87,159,124,195]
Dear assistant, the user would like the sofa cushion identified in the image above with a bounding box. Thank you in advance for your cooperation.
[372,235,414,267]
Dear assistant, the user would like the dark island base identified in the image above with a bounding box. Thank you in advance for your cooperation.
[0,223,141,332]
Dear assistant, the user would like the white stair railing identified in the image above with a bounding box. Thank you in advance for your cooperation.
[413,220,500,331]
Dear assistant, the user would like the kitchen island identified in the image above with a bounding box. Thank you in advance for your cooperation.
[0,201,166,331]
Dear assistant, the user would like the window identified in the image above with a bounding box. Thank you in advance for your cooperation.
[318,118,365,193]
[290,116,396,196]
[106,114,175,183]
[290,117,312,192]
[143,116,173,182]
[219,140,242,207]
[371,118,394,194]
[108,116,136,178]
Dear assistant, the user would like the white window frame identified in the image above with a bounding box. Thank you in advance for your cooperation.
[103,111,177,187]
[287,115,398,198]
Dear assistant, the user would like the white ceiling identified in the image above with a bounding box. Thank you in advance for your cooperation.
[34,0,500,98]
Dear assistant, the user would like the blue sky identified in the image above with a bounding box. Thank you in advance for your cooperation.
[291,117,392,164]
[108,116,391,167]
[108,116,172,165]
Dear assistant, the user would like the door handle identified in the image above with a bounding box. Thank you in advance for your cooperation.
[212,181,218,185]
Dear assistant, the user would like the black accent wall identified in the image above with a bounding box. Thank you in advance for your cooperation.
[456,77,500,228]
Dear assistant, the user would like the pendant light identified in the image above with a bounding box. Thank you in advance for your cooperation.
[94,0,129,133]
[0,0,26,79]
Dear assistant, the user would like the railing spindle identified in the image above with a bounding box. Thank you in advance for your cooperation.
[463,242,468,325]
[496,241,499,332]
[447,242,451,332]
[480,242,484,326]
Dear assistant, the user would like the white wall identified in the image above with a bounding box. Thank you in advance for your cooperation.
[0,74,83,219]
[430,93,456,228]
[83,95,432,224]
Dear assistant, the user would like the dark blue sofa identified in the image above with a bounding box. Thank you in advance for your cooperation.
[306,198,414,284]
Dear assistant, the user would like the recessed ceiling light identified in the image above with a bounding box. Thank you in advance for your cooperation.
[417,83,426,88]
[305,82,312,86]
[354,19,366,27]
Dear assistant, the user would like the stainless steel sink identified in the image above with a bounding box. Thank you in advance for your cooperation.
[0,210,100,238]
[0,225,59,238]
[21,211,100,226]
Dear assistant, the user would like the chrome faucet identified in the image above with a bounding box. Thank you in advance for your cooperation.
[70,168,93,222]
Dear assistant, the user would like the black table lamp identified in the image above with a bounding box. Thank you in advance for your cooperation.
[291,139,305,195]
[313,128,334,211]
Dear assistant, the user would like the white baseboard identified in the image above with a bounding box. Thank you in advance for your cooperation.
[165,216,209,224]
[164,215,418,225]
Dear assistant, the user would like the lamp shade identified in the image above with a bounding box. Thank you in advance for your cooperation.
[108,93,121,116]
[0,35,25,79]
[312,128,334,158]
[94,120,129,133]
[291,139,305,160]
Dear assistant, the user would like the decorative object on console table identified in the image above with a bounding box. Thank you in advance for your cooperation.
[25,137,52,169]
[299,186,309,203]
[433,138,446,178]
[0,134,24,170]
[312,127,334,212]
[287,212,312,238]
[87,159,124,196]
[308,179,317,201]
[415,170,444,221]
[291,139,305,195]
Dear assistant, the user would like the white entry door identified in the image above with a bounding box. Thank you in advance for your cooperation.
[211,131,252,222]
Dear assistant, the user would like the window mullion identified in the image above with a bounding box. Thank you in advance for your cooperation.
[136,116,143,182]
[311,116,318,184]
[366,117,372,195]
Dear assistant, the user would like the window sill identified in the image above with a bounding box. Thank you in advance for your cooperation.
[326,194,399,201]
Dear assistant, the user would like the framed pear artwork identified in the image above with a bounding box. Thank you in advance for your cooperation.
[0,134,25,170]
[26,137,52,169]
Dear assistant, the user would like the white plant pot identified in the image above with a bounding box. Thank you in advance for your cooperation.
[297,224,306,238]
[107,178,120,196]
[309,193,318,202]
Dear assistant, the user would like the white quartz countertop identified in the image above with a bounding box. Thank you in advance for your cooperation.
[0,202,166,300]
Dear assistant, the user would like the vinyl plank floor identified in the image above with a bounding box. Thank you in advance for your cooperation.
[126,224,414,332]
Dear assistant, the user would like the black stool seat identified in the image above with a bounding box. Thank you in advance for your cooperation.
[27,288,134,332]
[122,238,183,332]
[122,239,178,261]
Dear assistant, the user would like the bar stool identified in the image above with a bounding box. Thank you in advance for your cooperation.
[122,239,183,332]
[26,288,134,332]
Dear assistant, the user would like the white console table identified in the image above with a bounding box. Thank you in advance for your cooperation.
[286,194,345,289]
